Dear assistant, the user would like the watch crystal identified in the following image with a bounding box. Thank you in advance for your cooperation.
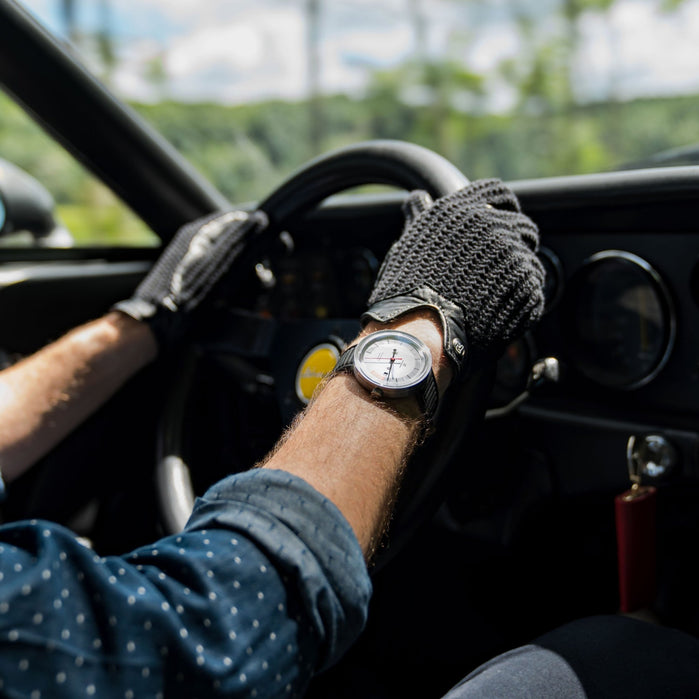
[353,330,432,396]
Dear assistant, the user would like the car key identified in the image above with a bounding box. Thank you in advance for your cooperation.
[615,435,658,613]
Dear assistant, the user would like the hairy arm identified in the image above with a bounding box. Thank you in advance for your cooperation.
[261,310,452,558]
[0,311,157,483]
[0,208,265,486]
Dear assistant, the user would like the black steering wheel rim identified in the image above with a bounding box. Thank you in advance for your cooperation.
[258,139,469,224]
[156,140,493,569]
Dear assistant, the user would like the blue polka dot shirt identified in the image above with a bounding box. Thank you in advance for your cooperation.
[0,469,372,698]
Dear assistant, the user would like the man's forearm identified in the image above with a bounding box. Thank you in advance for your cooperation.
[0,311,157,483]
[261,311,451,558]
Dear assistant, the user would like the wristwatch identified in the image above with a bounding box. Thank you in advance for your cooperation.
[334,329,439,421]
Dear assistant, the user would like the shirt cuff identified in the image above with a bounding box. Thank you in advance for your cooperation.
[184,468,372,670]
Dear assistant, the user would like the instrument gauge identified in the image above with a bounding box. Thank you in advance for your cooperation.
[566,251,675,390]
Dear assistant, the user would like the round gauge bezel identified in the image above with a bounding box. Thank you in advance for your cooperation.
[353,330,433,398]
[568,249,676,390]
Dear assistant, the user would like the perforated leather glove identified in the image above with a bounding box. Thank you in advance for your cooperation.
[114,209,268,348]
[362,179,545,373]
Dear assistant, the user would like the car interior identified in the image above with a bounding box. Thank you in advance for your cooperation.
[2,1,699,697]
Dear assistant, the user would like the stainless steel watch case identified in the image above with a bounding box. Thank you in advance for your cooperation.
[335,330,439,421]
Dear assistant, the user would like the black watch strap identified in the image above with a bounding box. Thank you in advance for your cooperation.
[335,344,439,422]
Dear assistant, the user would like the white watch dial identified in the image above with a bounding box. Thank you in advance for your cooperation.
[353,330,432,397]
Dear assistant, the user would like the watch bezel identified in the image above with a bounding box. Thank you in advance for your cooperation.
[353,329,433,398]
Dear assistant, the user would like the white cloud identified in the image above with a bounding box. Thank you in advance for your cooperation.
[466,22,520,74]
[122,0,253,32]
[168,25,264,76]
[110,5,306,103]
[577,0,699,102]
[112,0,420,103]
[20,0,699,107]
[167,8,306,102]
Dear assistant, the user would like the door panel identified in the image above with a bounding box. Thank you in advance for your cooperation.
[0,261,150,356]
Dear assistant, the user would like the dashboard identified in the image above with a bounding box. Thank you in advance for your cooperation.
[242,180,699,409]
[511,172,699,499]
[534,234,699,414]
[227,175,699,508]
[247,223,688,407]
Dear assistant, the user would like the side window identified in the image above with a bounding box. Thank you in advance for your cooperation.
[0,89,158,249]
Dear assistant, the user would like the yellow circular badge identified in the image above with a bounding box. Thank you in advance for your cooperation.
[295,343,340,404]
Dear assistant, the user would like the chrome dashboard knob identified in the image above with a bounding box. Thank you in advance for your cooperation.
[627,434,678,481]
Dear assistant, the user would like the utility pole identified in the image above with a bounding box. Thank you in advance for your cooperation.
[306,0,324,156]
[97,0,115,80]
[60,0,79,45]
[408,0,427,65]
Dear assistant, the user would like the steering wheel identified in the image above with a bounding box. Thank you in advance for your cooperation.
[156,140,495,568]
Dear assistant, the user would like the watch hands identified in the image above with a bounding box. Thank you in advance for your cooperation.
[384,348,397,382]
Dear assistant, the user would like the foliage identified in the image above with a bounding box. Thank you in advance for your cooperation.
[135,90,699,192]
[1,0,699,246]
[0,92,156,246]
[4,84,699,246]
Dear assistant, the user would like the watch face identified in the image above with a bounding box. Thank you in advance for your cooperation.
[353,330,432,397]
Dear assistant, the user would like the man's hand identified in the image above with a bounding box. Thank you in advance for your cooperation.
[363,180,546,375]
[114,209,268,349]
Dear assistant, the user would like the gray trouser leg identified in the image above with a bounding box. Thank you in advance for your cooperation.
[442,615,699,698]
[443,644,586,699]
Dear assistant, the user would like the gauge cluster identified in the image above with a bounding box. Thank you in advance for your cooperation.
[242,199,699,419]
[565,250,675,390]
[508,230,699,417]
[253,246,378,320]
[253,229,699,417]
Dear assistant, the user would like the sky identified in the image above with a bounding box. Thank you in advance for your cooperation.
[18,0,699,110]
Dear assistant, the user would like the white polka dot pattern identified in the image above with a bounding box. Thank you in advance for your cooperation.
[0,469,370,697]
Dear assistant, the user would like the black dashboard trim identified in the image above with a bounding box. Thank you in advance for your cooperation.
[512,166,699,210]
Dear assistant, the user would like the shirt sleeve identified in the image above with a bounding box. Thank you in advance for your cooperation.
[0,468,372,698]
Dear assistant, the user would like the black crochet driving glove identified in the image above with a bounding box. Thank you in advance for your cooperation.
[362,179,545,373]
[114,209,268,348]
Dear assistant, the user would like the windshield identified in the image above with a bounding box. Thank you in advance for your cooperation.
[16,0,699,204]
